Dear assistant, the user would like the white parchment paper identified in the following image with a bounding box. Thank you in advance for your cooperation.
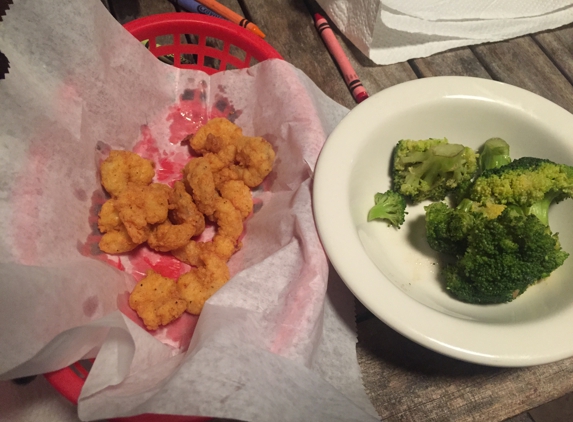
[0,0,380,421]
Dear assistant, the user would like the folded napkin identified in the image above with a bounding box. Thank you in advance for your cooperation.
[315,0,573,65]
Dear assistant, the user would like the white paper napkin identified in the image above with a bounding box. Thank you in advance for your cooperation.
[382,0,573,20]
[315,0,573,65]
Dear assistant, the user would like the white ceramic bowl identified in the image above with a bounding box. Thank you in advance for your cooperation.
[313,76,573,367]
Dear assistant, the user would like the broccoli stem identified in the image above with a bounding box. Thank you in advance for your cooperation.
[527,191,560,226]
[456,198,474,212]
[479,137,511,172]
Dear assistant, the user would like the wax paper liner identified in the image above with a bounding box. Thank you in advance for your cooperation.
[0,0,379,420]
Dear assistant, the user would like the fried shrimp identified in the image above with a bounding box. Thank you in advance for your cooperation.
[183,157,218,219]
[147,220,198,252]
[169,181,205,235]
[204,133,237,165]
[232,136,276,187]
[218,180,253,220]
[213,197,244,242]
[98,200,141,253]
[129,270,187,330]
[98,199,122,233]
[99,226,139,254]
[177,254,230,315]
[188,117,242,154]
[147,181,206,252]
[212,166,240,187]
[99,118,275,329]
[173,235,237,267]
[100,150,155,198]
[114,183,171,244]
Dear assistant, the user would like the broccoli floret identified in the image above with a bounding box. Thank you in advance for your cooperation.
[425,202,474,256]
[392,138,478,203]
[478,137,511,172]
[450,137,511,206]
[469,157,573,225]
[367,190,407,228]
[425,203,569,304]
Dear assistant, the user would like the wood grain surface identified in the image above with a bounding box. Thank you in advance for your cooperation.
[107,0,573,420]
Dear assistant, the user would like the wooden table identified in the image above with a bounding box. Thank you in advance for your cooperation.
[104,1,573,421]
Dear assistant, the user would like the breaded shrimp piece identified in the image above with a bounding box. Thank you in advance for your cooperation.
[98,199,122,233]
[114,183,170,244]
[203,151,229,173]
[218,180,253,220]
[172,234,237,267]
[100,150,155,198]
[212,166,240,187]
[178,254,230,315]
[214,197,244,242]
[189,118,242,155]
[99,226,140,254]
[147,220,197,252]
[129,270,187,330]
[204,134,238,166]
[170,181,205,236]
[233,136,276,188]
[183,157,218,219]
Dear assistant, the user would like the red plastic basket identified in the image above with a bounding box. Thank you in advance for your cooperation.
[44,12,282,422]
[124,12,282,74]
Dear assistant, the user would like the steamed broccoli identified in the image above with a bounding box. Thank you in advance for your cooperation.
[425,155,573,304]
[425,201,569,304]
[392,138,478,203]
[469,157,573,225]
[450,137,511,205]
[367,190,407,228]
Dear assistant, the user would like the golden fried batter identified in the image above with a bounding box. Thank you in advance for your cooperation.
[204,133,237,165]
[99,226,139,254]
[189,117,242,155]
[148,220,198,253]
[172,235,238,267]
[114,183,171,244]
[98,199,122,233]
[183,157,218,219]
[212,166,240,187]
[98,200,141,253]
[177,254,230,315]
[233,136,276,187]
[129,270,187,330]
[169,181,205,235]
[214,197,244,242]
[100,150,155,198]
[218,180,253,220]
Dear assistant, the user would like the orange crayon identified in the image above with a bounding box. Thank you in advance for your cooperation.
[194,0,266,38]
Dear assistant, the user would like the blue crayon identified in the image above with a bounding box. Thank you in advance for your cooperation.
[169,0,224,19]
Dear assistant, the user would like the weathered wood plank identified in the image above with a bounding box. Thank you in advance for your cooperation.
[109,0,174,24]
[471,36,573,114]
[503,414,535,422]
[528,392,573,422]
[410,47,491,79]
[357,317,573,422]
[533,23,573,86]
[242,0,416,109]
[109,0,243,24]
